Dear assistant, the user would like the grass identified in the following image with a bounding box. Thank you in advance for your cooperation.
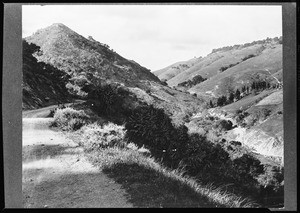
[84,146,257,208]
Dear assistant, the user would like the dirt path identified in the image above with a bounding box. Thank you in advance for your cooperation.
[22,100,84,118]
[22,107,133,208]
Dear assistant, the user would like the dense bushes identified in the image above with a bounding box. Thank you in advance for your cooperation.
[82,83,127,117]
[213,119,233,131]
[125,105,189,168]
[177,75,207,88]
[79,122,127,152]
[232,154,264,182]
[181,133,231,179]
[51,107,90,131]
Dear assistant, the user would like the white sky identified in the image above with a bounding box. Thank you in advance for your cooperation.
[22,4,282,71]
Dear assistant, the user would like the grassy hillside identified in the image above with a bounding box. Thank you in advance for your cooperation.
[189,43,282,97]
[167,44,264,87]
[25,23,161,97]
[22,40,71,110]
[157,37,282,99]
[153,57,202,82]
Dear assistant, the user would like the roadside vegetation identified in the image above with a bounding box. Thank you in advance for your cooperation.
[50,106,256,207]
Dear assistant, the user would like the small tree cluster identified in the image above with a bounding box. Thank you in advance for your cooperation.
[219,62,240,72]
[251,80,270,91]
[178,75,207,88]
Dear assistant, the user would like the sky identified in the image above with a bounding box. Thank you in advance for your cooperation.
[22,4,282,71]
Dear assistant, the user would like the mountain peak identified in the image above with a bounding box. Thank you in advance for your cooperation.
[24,24,161,89]
[51,23,66,27]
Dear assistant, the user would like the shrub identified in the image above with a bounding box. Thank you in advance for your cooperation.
[180,133,232,180]
[213,119,233,131]
[125,105,189,168]
[82,83,125,117]
[232,154,264,183]
[80,122,127,152]
[52,107,89,131]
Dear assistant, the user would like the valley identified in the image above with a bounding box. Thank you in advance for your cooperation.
[22,23,284,208]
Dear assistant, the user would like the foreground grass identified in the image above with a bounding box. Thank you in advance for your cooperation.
[85,147,257,208]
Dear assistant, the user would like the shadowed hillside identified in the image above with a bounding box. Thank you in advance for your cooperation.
[22,40,71,110]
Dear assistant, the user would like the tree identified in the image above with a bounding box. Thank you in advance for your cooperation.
[242,86,246,93]
[217,97,223,106]
[251,82,256,91]
[246,86,250,94]
[229,92,235,103]
[235,89,241,100]
[209,100,214,108]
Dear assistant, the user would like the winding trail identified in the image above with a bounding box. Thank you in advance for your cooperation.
[22,105,133,208]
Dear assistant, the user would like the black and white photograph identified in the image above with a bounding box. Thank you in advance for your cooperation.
[9,3,292,209]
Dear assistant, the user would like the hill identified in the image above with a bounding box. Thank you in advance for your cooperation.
[22,40,71,109]
[153,57,202,82]
[153,37,282,99]
[24,23,161,97]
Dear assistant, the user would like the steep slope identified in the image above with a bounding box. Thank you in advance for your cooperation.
[23,40,71,110]
[24,23,161,96]
[153,57,202,82]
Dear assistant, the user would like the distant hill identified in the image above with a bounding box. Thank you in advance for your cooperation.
[153,37,282,98]
[24,23,161,96]
[153,57,202,82]
[22,40,71,109]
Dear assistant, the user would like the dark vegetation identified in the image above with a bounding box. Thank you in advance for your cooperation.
[219,62,240,72]
[178,75,207,88]
[242,54,256,61]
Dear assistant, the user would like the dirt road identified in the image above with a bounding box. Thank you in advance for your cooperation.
[22,107,133,208]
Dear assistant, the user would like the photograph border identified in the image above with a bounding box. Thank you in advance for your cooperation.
[2,2,297,210]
